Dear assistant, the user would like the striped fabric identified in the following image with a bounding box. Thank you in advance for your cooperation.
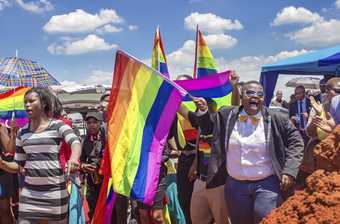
[15,119,80,221]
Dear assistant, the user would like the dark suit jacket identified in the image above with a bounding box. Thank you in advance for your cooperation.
[189,106,304,189]
[289,98,311,118]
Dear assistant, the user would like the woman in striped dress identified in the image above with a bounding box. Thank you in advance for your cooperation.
[0,88,82,223]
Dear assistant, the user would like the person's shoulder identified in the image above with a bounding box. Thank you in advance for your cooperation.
[267,107,289,121]
[219,105,237,112]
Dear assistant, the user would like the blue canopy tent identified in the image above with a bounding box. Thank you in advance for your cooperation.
[260,45,340,106]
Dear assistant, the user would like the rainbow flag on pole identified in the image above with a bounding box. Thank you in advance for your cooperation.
[0,87,29,128]
[107,50,186,204]
[193,27,218,79]
[176,71,232,101]
[152,26,169,77]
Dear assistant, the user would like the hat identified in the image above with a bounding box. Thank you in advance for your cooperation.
[85,112,102,121]
[100,90,111,102]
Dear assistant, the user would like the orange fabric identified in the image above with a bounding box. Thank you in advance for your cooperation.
[239,114,259,125]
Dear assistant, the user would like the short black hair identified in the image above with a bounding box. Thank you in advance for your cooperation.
[241,80,263,92]
[176,74,193,80]
[295,85,305,91]
[242,80,262,87]
[24,88,53,116]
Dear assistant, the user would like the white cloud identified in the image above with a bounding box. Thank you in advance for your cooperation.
[128,25,138,31]
[288,19,340,47]
[97,24,122,34]
[60,80,78,86]
[47,34,118,55]
[219,49,312,99]
[336,0,340,9]
[83,70,113,85]
[204,34,237,49]
[271,6,323,26]
[167,40,196,77]
[219,49,309,81]
[162,34,237,77]
[43,9,123,33]
[184,12,243,34]
[0,0,10,11]
[16,0,54,13]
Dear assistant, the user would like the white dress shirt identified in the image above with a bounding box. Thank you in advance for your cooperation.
[226,110,274,181]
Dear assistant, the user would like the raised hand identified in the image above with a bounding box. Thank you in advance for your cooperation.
[230,70,240,87]
[310,96,323,116]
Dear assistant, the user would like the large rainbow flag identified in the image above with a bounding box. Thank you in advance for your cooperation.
[151,27,169,78]
[108,50,186,204]
[193,27,218,79]
[0,87,29,128]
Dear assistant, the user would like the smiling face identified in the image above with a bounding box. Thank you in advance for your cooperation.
[86,117,100,135]
[241,83,264,115]
[24,91,44,119]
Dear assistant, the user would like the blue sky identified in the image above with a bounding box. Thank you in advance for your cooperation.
[1,0,340,96]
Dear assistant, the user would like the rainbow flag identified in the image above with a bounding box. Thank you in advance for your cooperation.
[92,146,114,224]
[175,71,232,101]
[193,28,218,79]
[0,87,29,128]
[107,50,186,204]
[151,27,169,77]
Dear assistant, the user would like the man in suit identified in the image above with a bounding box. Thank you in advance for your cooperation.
[289,85,311,144]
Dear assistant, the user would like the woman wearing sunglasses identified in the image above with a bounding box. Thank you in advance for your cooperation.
[186,80,304,224]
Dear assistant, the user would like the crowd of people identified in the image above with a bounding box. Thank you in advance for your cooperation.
[0,73,339,224]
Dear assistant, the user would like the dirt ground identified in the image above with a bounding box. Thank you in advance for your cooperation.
[261,125,340,224]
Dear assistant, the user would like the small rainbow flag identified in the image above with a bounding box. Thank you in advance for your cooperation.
[151,27,169,77]
[193,27,218,79]
[176,70,232,101]
[0,87,29,128]
[107,50,186,204]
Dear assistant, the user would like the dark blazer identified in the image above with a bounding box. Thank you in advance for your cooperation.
[289,98,311,118]
[188,106,304,189]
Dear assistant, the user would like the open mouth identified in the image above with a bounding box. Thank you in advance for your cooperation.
[249,101,259,110]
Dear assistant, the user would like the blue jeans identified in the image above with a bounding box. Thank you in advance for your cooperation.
[224,175,282,224]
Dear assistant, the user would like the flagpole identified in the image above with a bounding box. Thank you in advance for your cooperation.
[12,52,18,123]
[157,25,160,73]
[193,25,199,79]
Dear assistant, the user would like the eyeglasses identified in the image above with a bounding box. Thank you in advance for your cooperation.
[244,90,264,98]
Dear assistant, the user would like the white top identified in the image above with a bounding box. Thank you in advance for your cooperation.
[226,110,274,181]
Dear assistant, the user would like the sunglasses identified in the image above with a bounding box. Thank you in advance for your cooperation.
[244,90,264,98]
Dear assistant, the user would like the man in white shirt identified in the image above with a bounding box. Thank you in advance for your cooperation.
[189,81,304,224]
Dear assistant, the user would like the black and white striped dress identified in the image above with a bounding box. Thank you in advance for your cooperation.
[14,119,80,221]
